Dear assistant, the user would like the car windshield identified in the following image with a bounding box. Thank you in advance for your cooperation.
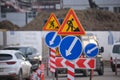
[112,45,120,54]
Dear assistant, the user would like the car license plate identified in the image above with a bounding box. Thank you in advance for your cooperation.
[0,68,4,72]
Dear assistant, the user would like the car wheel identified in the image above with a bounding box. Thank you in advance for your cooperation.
[111,62,115,72]
[16,70,23,80]
[98,63,104,75]
[26,68,32,80]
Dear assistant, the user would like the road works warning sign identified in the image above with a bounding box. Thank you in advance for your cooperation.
[43,13,60,31]
[58,9,85,35]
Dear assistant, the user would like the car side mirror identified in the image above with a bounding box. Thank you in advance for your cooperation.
[22,57,26,61]
[99,47,104,53]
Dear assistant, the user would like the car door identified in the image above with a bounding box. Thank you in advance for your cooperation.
[112,44,120,64]
[15,53,29,77]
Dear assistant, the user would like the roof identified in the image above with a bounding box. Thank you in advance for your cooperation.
[0,50,21,54]
[114,42,120,45]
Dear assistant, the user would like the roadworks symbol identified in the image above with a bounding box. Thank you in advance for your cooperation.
[49,20,59,29]
[66,18,80,32]
[42,13,60,31]
[58,9,85,35]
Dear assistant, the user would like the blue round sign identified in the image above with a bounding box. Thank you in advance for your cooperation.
[45,32,62,48]
[84,43,99,58]
[59,36,82,60]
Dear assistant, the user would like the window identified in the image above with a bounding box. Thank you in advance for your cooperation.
[27,12,36,18]
[27,48,32,54]
[32,48,37,54]
[0,54,12,60]
[112,45,120,54]
[99,7,109,11]
[114,7,120,13]
[1,13,6,18]
[15,53,25,60]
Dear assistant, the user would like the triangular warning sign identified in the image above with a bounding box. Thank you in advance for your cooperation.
[58,9,86,35]
[42,13,60,31]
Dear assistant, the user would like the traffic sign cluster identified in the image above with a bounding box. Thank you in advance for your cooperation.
[43,9,99,80]
[45,32,99,59]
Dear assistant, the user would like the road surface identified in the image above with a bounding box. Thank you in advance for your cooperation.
[45,67,120,80]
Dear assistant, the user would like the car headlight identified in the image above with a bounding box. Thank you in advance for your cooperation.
[39,56,42,61]
[33,56,39,59]
[97,55,102,57]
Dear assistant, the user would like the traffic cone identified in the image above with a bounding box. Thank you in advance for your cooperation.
[41,73,44,80]
[40,64,45,80]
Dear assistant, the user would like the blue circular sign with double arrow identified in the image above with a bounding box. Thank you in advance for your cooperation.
[45,32,62,48]
[84,43,99,58]
[59,36,82,60]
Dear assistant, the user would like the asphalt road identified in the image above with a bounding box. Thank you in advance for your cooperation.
[45,67,120,80]
[0,67,119,80]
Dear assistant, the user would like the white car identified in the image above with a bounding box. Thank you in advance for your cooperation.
[110,42,120,72]
[0,50,32,80]
[3,46,42,71]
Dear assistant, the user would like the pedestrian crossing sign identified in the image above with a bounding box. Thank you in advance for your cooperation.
[58,9,86,35]
[43,13,60,31]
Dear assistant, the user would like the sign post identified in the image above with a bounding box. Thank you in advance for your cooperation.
[59,36,82,80]
[57,9,86,80]
[42,13,61,80]
[45,31,62,73]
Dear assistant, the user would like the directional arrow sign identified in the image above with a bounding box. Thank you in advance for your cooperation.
[45,32,62,48]
[75,58,96,69]
[66,37,78,56]
[87,46,98,54]
[55,57,68,68]
[56,57,96,69]
[59,36,82,60]
[84,43,99,58]
[49,33,57,45]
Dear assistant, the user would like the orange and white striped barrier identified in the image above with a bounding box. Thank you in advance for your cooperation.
[39,64,45,80]
[49,48,56,72]
[31,64,44,80]
[31,72,38,80]
[67,61,75,80]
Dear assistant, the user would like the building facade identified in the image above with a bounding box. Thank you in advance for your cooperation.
[62,0,120,12]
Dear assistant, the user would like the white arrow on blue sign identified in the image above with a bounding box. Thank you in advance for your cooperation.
[45,32,62,48]
[84,43,99,58]
[59,36,82,60]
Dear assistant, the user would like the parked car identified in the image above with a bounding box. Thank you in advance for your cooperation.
[3,46,42,71]
[0,50,32,80]
[110,42,120,72]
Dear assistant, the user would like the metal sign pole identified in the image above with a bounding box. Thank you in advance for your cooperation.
[55,69,58,80]
[115,57,117,75]
[90,69,94,80]
[90,70,92,80]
